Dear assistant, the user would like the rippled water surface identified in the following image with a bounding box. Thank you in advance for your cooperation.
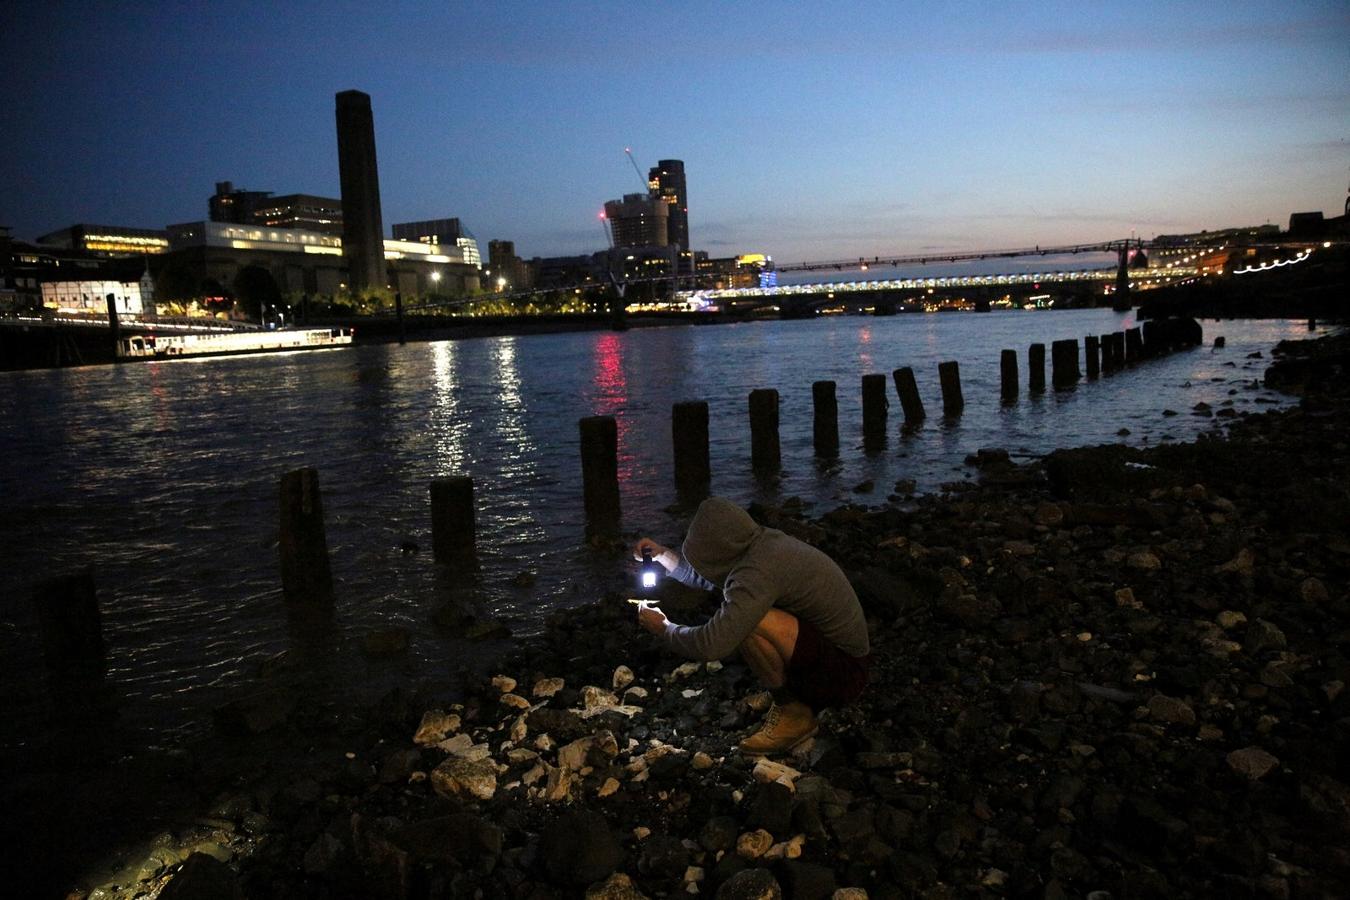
[0,310,1320,750]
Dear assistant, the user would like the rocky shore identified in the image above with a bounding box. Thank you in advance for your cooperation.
[67,332,1349,899]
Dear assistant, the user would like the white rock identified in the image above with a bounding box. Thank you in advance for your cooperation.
[752,759,802,789]
[832,889,869,900]
[612,665,635,691]
[509,714,528,743]
[705,661,724,673]
[491,675,517,693]
[691,751,715,770]
[684,865,705,883]
[598,778,621,798]
[582,685,620,709]
[521,763,547,786]
[544,767,572,802]
[499,693,531,710]
[681,689,703,699]
[633,826,652,840]
[624,686,649,702]
[534,734,555,752]
[670,662,701,680]
[506,748,538,764]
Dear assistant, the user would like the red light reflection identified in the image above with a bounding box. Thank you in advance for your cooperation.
[591,333,635,486]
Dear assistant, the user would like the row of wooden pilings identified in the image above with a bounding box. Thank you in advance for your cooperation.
[30,318,1203,669]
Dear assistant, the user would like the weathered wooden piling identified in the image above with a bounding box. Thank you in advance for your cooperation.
[1309,318,1317,331]
[1214,336,1226,349]
[1000,349,1018,401]
[812,380,839,457]
[892,367,926,424]
[748,389,781,472]
[32,568,105,676]
[431,476,477,565]
[279,467,334,605]
[105,294,121,360]
[1085,335,1100,377]
[1141,319,1159,357]
[938,361,964,416]
[1051,339,1080,389]
[862,374,889,444]
[1124,327,1143,364]
[1029,343,1046,392]
[1098,334,1115,372]
[672,401,711,498]
[579,416,621,531]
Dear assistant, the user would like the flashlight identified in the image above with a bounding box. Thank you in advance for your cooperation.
[641,549,659,591]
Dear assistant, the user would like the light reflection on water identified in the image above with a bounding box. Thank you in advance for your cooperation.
[0,310,1322,752]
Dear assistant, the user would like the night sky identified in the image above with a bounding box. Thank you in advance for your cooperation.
[2,1,1347,263]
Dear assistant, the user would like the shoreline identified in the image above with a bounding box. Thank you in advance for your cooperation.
[15,331,1350,898]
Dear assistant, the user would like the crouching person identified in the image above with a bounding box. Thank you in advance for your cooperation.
[633,496,871,756]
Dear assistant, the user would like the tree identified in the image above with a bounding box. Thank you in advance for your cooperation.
[233,265,283,322]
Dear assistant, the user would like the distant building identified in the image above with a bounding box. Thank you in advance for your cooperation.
[647,159,688,252]
[696,253,775,289]
[487,239,530,291]
[209,182,344,235]
[392,218,482,268]
[530,254,605,289]
[36,224,170,257]
[604,193,668,248]
[159,221,476,300]
[41,269,155,315]
[335,90,387,294]
[253,194,343,235]
[208,181,274,225]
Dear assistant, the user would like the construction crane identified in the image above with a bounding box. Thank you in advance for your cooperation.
[624,147,650,192]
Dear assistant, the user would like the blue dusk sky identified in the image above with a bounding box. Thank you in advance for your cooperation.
[2,0,1347,263]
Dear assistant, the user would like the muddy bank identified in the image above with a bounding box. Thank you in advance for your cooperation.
[55,333,1350,899]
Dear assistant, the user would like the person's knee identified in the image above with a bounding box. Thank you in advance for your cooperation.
[753,607,798,638]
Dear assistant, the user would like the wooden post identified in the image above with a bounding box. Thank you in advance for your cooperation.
[1308,318,1317,331]
[279,467,334,605]
[892,367,925,424]
[862,374,888,445]
[1029,343,1046,392]
[1124,327,1143,364]
[105,293,122,360]
[31,568,105,677]
[579,416,621,533]
[394,291,406,345]
[672,401,710,499]
[1000,349,1018,401]
[1051,339,1079,389]
[749,389,780,473]
[812,380,839,457]
[1084,335,1100,378]
[431,476,477,566]
[938,361,964,416]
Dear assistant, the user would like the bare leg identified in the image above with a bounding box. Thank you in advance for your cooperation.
[738,608,800,689]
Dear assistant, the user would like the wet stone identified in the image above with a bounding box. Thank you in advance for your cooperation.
[715,868,783,900]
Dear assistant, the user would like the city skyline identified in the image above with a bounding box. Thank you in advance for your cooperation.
[1,1,1347,263]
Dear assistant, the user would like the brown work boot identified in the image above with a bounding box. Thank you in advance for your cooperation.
[738,701,818,756]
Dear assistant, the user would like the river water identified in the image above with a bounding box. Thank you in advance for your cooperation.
[0,309,1320,756]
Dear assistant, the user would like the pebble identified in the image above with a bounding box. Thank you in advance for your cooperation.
[1147,694,1196,726]
[613,665,636,690]
[736,829,774,859]
[1128,551,1162,572]
[413,709,460,746]
[491,675,517,693]
[1226,746,1280,780]
[532,677,565,697]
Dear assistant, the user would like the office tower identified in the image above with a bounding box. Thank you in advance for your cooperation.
[335,90,386,293]
[647,159,688,252]
[392,218,481,267]
[604,193,668,248]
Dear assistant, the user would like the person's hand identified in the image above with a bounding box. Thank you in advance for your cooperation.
[636,600,669,636]
[632,537,678,572]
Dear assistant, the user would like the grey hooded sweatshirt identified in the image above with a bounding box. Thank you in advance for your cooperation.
[660,497,870,662]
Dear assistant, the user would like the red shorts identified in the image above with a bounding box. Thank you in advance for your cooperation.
[786,617,870,710]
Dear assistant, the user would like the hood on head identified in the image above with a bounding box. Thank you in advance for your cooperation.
[681,496,762,585]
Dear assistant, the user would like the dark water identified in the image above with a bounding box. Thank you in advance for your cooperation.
[0,310,1319,753]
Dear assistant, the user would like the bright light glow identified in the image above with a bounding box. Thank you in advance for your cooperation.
[642,571,656,589]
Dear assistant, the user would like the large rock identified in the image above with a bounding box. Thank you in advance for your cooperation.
[540,810,624,886]
[716,868,783,900]
[430,757,498,801]
[158,853,242,900]
[1227,746,1280,781]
